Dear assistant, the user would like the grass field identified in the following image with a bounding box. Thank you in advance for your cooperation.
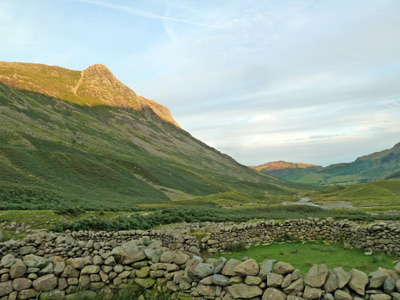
[216,240,399,273]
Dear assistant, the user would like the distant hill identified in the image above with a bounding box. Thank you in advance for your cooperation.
[0,62,299,210]
[250,161,323,182]
[252,143,400,185]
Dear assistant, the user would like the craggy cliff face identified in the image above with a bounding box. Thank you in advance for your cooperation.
[0,61,180,127]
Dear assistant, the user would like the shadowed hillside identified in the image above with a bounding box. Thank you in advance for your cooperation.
[0,63,301,210]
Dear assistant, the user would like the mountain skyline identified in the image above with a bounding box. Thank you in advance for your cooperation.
[1,0,400,166]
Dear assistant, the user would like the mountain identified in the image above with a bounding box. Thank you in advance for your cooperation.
[0,62,298,210]
[0,62,179,127]
[252,143,400,185]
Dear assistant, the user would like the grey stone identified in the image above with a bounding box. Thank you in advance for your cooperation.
[348,269,368,295]
[267,272,283,287]
[214,257,227,274]
[334,289,352,300]
[160,251,189,265]
[61,265,79,278]
[282,274,292,289]
[39,263,54,276]
[54,262,65,276]
[259,260,275,280]
[234,259,259,276]
[222,259,241,276]
[194,263,215,279]
[23,255,49,269]
[1,254,16,268]
[228,283,263,299]
[212,274,230,286]
[396,262,400,275]
[274,262,294,275]
[383,276,396,294]
[81,265,100,275]
[303,286,322,299]
[33,274,58,292]
[396,279,400,292]
[370,295,391,300]
[197,284,217,297]
[245,276,262,285]
[262,287,287,300]
[333,267,351,288]
[17,288,37,300]
[304,264,328,288]
[10,261,26,279]
[134,277,155,289]
[283,278,304,295]
[0,281,13,297]
[368,270,388,289]
[12,278,32,291]
[323,270,339,293]
[19,246,36,255]
[144,248,162,263]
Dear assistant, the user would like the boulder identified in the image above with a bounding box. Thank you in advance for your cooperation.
[334,289,352,300]
[160,251,189,265]
[194,263,215,279]
[259,260,275,280]
[212,274,230,286]
[1,254,16,268]
[17,288,37,300]
[197,284,217,297]
[245,275,262,285]
[23,255,49,269]
[12,278,32,291]
[395,262,400,275]
[283,278,304,295]
[33,274,58,292]
[348,269,368,295]
[222,259,241,276]
[134,277,155,289]
[228,283,263,299]
[274,262,294,275]
[267,273,283,287]
[383,276,396,293]
[81,265,100,275]
[303,286,322,299]
[370,295,391,300]
[262,287,287,300]
[304,264,328,288]
[0,281,13,297]
[234,259,259,276]
[10,261,27,278]
[333,267,351,288]
[323,270,339,293]
[368,270,388,289]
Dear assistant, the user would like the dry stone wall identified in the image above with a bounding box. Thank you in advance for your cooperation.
[0,230,199,260]
[200,219,400,257]
[1,236,400,300]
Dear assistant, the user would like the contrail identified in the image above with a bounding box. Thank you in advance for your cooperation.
[77,0,220,29]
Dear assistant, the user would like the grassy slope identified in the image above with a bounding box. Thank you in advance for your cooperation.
[258,143,400,185]
[0,82,302,210]
[308,180,400,212]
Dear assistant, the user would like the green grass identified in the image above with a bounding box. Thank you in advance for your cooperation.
[308,180,400,212]
[0,81,306,211]
[216,241,399,273]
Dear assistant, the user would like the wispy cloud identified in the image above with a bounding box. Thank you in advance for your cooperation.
[77,0,220,28]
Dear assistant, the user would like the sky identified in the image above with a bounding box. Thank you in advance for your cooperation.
[1,0,400,166]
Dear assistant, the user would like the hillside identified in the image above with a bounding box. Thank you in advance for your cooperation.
[0,62,299,210]
[250,161,323,183]
[253,144,400,185]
